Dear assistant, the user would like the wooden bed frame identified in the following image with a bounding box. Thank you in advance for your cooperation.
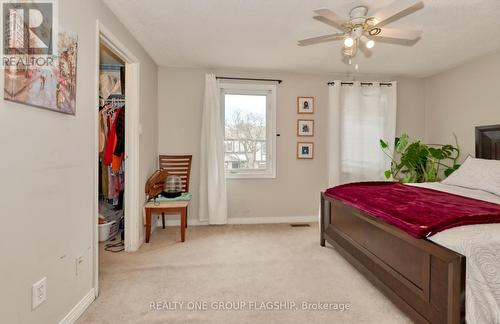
[320,125,500,324]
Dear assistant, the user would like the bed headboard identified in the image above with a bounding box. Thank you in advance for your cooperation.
[476,125,500,160]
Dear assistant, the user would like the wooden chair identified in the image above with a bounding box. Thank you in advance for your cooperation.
[158,155,192,229]
[143,155,193,243]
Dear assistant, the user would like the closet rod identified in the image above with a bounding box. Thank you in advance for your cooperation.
[217,76,282,84]
[327,81,393,86]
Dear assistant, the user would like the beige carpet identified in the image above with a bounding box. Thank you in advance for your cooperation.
[77,223,413,324]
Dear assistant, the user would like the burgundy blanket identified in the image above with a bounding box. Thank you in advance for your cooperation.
[325,182,500,239]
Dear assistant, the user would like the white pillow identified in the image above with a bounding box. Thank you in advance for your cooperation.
[442,156,500,196]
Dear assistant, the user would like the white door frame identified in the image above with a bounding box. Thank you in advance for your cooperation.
[93,20,141,297]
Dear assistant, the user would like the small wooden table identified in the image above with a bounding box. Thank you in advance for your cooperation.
[144,200,188,243]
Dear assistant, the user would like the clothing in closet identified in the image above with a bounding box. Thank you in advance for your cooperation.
[99,102,125,201]
[98,62,126,244]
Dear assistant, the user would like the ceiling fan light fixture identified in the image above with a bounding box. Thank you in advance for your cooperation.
[368,27,382,36]
[343,37,354,48]
[300,3,424,61]
[342,44,356,58]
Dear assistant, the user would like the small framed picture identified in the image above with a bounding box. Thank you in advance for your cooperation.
[297,97,314,114]
[297,119,314,136]
[297,142,314,159]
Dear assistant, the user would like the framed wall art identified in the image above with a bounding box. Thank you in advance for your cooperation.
[4,30,78,115]
[297,142,314,159]
[297,96,314,114]
[297,119,314,136]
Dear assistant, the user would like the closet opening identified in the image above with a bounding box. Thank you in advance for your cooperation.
[93,21,141,298]
[98,45,126,253]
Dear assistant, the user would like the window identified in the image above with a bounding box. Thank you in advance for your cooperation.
[221,83,276,178]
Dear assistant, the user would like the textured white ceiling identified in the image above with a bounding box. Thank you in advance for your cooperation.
[103,0,500,77]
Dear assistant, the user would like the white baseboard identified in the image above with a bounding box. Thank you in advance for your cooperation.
[156,215,318,227]
[58,288,95,324]
[228,215,318,224]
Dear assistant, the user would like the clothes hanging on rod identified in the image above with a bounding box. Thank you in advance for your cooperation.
[99,99,125,202]
[113,107,125,157]
[99,62,125,242]
[103,109,118,165]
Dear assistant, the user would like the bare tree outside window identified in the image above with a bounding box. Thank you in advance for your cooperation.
[224,94,267,171]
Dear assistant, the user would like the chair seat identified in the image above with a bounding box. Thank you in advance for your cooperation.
[144,200,189,209]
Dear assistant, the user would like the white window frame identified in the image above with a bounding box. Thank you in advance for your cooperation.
[220,82,277,179]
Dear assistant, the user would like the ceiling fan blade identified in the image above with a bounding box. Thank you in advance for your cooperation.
[298,33,344,46]
[372,27,422,40]
[371,0,423,26]
[313,16,346,31]
[313,8,347,30]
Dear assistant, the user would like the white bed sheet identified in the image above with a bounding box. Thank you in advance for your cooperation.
[409,182,500,324]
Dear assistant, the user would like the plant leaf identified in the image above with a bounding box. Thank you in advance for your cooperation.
[444,164,461,177]
[396,134,409,153]
[401,174,415,183]
[428,147,445,160]
[380,132,460,183]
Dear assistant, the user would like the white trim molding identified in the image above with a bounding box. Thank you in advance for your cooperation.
[58,289,95,324]
[228,215,318,225]
[155,216,317,227]
[220,82,277,179]
[123,62,141,252]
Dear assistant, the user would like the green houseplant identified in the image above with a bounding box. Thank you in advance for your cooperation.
[379,134,461,183]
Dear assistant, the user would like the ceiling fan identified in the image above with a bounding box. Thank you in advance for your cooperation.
[298,0,424,59]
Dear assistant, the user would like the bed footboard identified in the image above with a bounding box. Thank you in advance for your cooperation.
[320,192,465,324]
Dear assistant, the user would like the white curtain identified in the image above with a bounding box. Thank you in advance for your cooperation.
[327,81,397,187]
[199,73,228,224]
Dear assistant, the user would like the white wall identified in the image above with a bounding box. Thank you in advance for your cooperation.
[424,50,500,159]
[0,0,158,323]
[158,67,425,223]
[398,78,426,140]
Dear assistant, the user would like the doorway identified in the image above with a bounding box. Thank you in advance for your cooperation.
[98,45,126,252]
[93,21,141,297]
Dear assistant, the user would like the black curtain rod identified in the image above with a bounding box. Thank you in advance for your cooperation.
[327,81,393,86]
[217,76,282,84]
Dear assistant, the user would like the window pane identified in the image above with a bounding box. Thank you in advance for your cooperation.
[224,94,267,171]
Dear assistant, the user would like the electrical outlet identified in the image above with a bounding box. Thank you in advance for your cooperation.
[32,277,47,309]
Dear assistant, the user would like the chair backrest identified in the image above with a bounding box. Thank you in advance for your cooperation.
[159,155,192,193]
